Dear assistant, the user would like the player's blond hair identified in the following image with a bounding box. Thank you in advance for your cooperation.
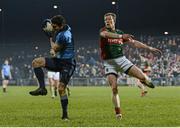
[104,12,116,23]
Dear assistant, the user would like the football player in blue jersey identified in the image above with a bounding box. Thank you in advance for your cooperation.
[29,15,76,120]
[1,59,12,92]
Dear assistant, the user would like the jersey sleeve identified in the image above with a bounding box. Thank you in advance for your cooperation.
[56,31,72,45]
[116,29,125,34]
[99,27,106,33]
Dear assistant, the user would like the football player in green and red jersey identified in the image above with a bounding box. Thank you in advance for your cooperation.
[99,12,162,119]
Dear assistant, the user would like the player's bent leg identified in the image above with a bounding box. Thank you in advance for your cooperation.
[127,65,155,88]
[58,82,69,120]
[32,57,46,68]
[29,57,47,96]
[107,74,122,119]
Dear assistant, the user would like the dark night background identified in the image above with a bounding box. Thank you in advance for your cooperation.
[0,0,180,44]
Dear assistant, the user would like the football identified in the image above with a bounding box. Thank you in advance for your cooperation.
[42,19,53,32]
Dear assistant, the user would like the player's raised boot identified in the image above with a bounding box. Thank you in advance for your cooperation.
[29,87,47,96]
[141,80,155,88]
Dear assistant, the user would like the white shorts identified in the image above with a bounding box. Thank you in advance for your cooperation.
[103,56,133,76]
[47,71,60,80]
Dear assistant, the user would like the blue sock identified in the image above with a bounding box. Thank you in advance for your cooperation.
[60,94,68,117]
[34,67,45,88]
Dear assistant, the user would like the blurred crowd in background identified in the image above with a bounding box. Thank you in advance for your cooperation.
[0,35,179,86]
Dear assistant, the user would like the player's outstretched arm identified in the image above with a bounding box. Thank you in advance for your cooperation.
[100,31,134,40]
[128,39,162,55]
[100,31,123,38]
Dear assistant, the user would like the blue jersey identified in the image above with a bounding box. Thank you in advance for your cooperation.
[55,25,75,59]
[2,64,11,76]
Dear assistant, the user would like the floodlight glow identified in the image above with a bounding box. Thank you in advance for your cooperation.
[164,32,168,35]
[0,9,2,12]
[35,46,39,50]
[53,5,58,9]
[112,1,116,5]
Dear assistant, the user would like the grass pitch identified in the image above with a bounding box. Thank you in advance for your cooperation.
[0,86,180,127]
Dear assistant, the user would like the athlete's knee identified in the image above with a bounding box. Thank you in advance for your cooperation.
[108,78,116,86]
[112,87,118,95]
[58,82,66,96]
[32,57,45,68]
[108,79,118,94]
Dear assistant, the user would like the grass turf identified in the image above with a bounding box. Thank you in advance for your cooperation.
[0,86,180,127]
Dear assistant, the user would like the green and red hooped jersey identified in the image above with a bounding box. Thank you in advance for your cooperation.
[99,27,125,60]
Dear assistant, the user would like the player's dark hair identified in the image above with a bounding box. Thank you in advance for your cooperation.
[51,15,66,26]
[104,12,116,23]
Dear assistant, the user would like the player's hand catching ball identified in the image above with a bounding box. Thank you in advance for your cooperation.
[42,19,53,38]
